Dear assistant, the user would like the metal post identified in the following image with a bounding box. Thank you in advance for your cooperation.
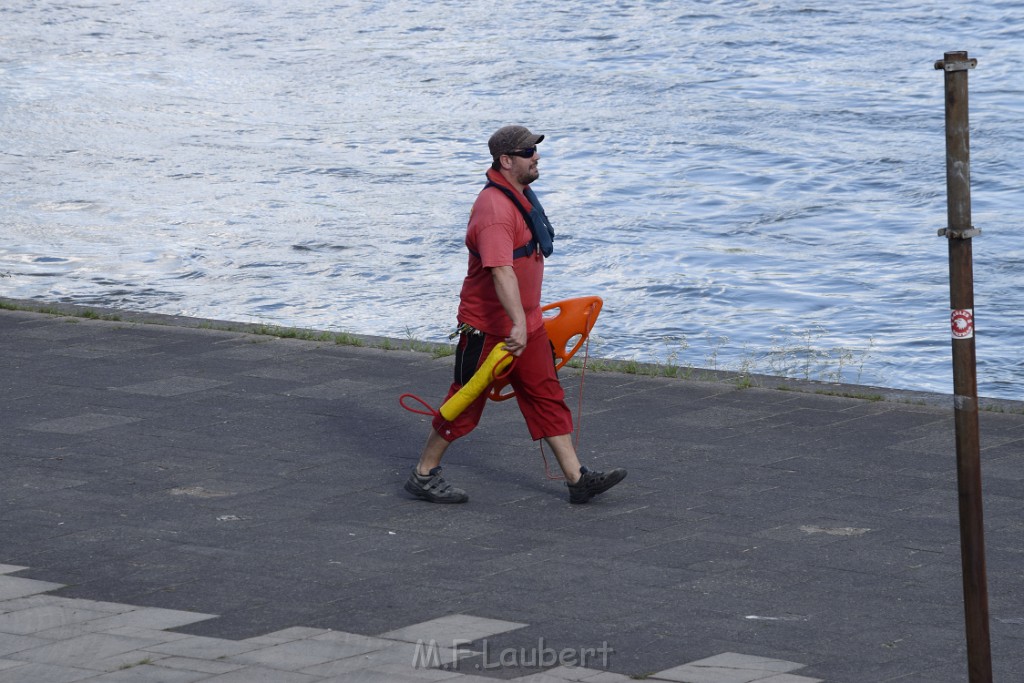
[933,50,992,683]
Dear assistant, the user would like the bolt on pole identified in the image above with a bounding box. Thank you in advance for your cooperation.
[933,50,992,683]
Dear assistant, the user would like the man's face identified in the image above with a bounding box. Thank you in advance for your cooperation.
[506,147,540,186]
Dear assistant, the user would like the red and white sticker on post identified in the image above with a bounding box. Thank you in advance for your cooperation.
[951,309,974,339]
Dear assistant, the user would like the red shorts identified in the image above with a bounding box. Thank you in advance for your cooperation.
[432,325,573,442]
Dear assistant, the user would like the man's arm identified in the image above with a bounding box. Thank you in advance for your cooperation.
[490,265,527,356]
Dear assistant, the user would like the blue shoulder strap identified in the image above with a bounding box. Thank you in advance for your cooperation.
[521,186,555,258]
[477,180,555,259]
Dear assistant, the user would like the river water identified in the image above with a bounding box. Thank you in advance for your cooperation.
[2,1,1023,398]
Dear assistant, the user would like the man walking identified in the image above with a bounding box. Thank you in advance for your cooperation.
[404,125,627,505]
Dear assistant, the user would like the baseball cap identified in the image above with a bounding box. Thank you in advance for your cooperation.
[488,125,545,159]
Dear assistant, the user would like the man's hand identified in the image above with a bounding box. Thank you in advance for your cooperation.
[504,321,527,357]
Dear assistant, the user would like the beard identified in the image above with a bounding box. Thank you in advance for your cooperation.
[516,163,539,186]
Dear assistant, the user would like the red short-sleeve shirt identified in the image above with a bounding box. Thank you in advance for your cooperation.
[457,171,545,337]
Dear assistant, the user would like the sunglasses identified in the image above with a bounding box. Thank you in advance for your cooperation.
[505,146,537,158]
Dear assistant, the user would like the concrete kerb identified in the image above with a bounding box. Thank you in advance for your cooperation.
[1,296,1012,414]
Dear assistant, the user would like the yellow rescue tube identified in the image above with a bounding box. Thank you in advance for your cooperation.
[439,343,513,421]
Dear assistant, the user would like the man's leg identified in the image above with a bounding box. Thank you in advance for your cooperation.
[543,432,582,484]
[545,431,627,503]
[404,331,494,504]
[510,328,627,503]
[405,427,468,504]
[416,427,451,476]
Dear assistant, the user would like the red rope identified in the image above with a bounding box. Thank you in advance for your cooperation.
[399,393,439,417]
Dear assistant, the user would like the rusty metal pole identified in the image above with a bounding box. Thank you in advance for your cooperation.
[934,50,992,683]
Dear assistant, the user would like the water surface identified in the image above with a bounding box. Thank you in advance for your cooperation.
[2,0,1023,397]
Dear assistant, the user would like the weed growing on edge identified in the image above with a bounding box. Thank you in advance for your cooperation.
[815,389,884,401]
[0,299,122,321]
[333,332,364,347]
[118,658,153,670]
[431,344,455,359]
[703,332,729,371]
[655,335,687,378]
[733,352,756,389]
[386,329,457,357]
[762,326,875,385]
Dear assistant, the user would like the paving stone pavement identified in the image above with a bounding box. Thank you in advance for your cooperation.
[1,304,1023,682]
[0,566,823,682]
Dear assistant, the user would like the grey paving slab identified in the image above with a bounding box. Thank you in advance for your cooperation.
[319,672,420,683]
[149,655,246,675]
[242,626,334,646]
[346,662,469,681]
[0,603,112,635]
[651,664,800,682]
[27,412,142,434]
[0,661,99,683]
[200,666,322,682]
[381,615,530,644]
[84,650,174,675]
[0,595,135,617]
[532,667,633,682]
[510,674,583,683]
[97,626,195,644]
[9,631,167,669]
[77,664,208,682]
[111,376,232,397]
[0,576,65,601]
[306,630,395,656]
[226,637,382,671]
[76,606,218,632]
[0,631,52,657]
[144,634,264,660]
[297,640,465,678]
